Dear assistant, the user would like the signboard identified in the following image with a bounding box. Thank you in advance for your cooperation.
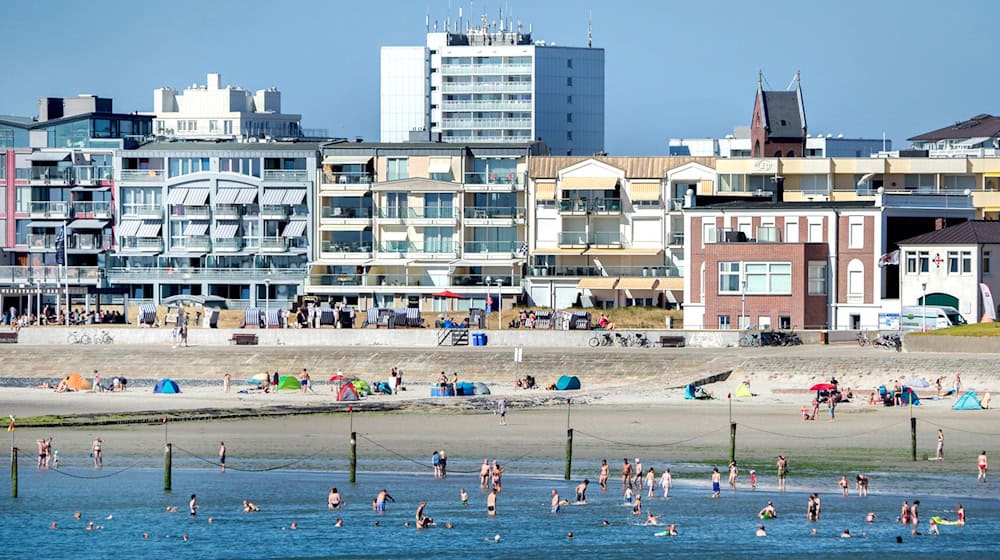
[878,313,900,331]
[981,283,997,321]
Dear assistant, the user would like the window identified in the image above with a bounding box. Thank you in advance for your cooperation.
[779,316,791,329]
[849,220,864,248]
[738,315,751,330]
[566,113,573,123]
[808,221,823,242]
[718,315,731,330]
[799,174,829,195]
[718,262,741,293]
[941,174,975,191]
[423,193,453,219]
[224,120,233,135]
[962,251,972,273]
[808,261,827,295]
[919,251,929,272]
[219,157,260,177]
[566,95,573,104]
[385,192,407,218]
[847,259,864,303]
[985,251,992,274]
[566,77,573,86]
[703,222,717,246]
[168,157,210,178]
[948,251,959,274]
[187,120,197,131]
[423,227,454,253]
[758,316,772,329]
[566,131,573,141]
[737,218,752,238]
[566,58,573,69]
[209,120,219,133]
[387,158,408,181]
[785,221,799,243]
[904,174,935,191]
[744,262,792,294]
[177,120,186,132]
[906,251,917,274]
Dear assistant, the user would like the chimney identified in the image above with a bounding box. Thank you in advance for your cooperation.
[207,73,222,90]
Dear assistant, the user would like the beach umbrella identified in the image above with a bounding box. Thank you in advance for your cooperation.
[246,379,262,385]
[809,383,837,391]
[907,378,930,388]
[329,374,347,382]
[251,373,269,382]
[432,290,463,298]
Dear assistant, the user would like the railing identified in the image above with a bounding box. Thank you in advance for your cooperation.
[464,171,522,186]
[441,118,533,129]
[668,233,685,245]
[589,232,624,247]
[176,235,211,251]
[529,265,684,278]
[106,267,305,282]
[170,205,211,219]
[28,167,73,182]
[440,63,533,75]
[73,166,113,183]
[463,206,523,220]
[26,234,56,250]
[321,172,373,186]
[120,169,164,182]
[119,237,164,251]
[463,241,520,254]
[0,266,100,284]
[558,198,622,213]
[451,273,518,287]
[261,205,290,218]
[214,204,242,219]
[122,204,163,219]
[261,237,289,252]
[67,233,110,251]
[289,206,310,219]
[213,238,243,251]
[668,198,685,212]
[440,100,533,111]
[321,207,373,219]
[320,241,373,253]
[441,82,533,94]
[713,228,784,243]
[558,231,588,246]
[441,135,532,144]
[29,201,70,218]
[308,272,522,288]
[309,273,364,286]
[72,201,112,218]
[263,169,309,182]
[377,241,457,254]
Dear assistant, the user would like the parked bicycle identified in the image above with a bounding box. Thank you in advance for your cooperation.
[739,330,761,347]
[588,332,615,347]
[92,330,114,344]
[613,332,652,348]
[67,330,91,344]
[873,333,902,351]
[857,330,871,346]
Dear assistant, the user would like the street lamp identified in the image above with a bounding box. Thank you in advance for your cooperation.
[265,278,271,322]
[740,280,747,331]
[485,275,503,329]
[921,281,927,332]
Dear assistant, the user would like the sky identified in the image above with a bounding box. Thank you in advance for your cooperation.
[2,0,997,154]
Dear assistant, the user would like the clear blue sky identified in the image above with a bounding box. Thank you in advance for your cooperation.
[2,0,996,154]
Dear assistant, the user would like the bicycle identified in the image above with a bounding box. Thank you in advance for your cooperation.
[92,330,114,344]
[738,331,760,347]
[67,330,91,344]
[588,332,615,347]
[857,330,870,346]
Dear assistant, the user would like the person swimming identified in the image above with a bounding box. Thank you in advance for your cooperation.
[416,501,433,528]
[460,488,469,506]
[645,512,661,526]
[758,501,777,519]
[756,525,767,537]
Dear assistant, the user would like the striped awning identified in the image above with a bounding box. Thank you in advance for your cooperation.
[117,220,141,237]
[183,222,209,236]
[616,277,657,290]
[166,189,188,204]
[67,219,108,230]
[577,277,618,289]
[282,189,306,205]
[428,157,452,174]
[136,222,161,237]
[184,189,209,205]
[262,190,285,204]
[235,189,258,204]
[282,221,307,237]
[214,222,239,238]
[629,183,661,201]
[535,182,556,201]
[216,189,239,204]
[560,176,618,190]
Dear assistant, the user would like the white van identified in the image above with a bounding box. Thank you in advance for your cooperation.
[900,306,967,332]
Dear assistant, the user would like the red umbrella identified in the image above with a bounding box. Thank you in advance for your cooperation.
[810,383,837,391]
[329,375,347,382]
[432,290,463,298]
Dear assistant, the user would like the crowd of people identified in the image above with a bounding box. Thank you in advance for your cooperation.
[5,305,125,330]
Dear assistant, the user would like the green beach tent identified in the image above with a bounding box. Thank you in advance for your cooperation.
[276,376,301,391]
[953,391,982,410]
[353,379,372,395]
[733,383,753,398]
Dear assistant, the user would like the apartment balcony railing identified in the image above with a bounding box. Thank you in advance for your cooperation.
[441,82,533,94]
[170,205,211,219]
[26,234,55,250]
[119,237,164,251]
[464,171,523,187]
[321,207,373,219]
[440,63,533,75]
[463,206,524,220]
[557,231,624,247]
[310,273,365,286]
[119,169,165,182]
[320,241,373,254]
[377,208,456,220]
[29,201,70,218]
[440,100,533,112]
[73,166,114,184]
[106,267,305,283]
[320,172,374,186]
[29,167,73,183]
[72,201,113,219]
[668,233,685,246]
[529,265,683,278]
[668,198,685,212]
[67,233,110,251]
[212,238,243,252]
[558,197,622,214]
[0,265,100,284]
[261,237,289,252]
[122,204,163,219]
[261,205,290,219]
[451,273,519,287]
[442,135,532,144]
[263,169,309,182]
[214,204,242,219]
[174,235,211,252]
[463,240,520,254]
[308,272,522,288]
[441,118,533,129]
[377,241,456,254]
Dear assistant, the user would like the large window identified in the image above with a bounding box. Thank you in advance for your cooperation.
[387,158,408,181]
[168,157,210,178]
[718,262,742,293]
[808,261,827,295]
[220,157,260,177]
[941,174,975,191]
[918,251,929,273]
[849,220,864,249]
[962,251,972,273]
[904,174,935,191]
[703,222,717,246]
[906,251,917,274]
[984,251,992,275]
[785,221,799,243]
[744,262,792,294]
[385,192,407,218]
[847,260,864,303]
[799,174,829,195]
[718,174,770,193]
[422,227,454,253]
[423,193,453,218]
[807,221,823,242]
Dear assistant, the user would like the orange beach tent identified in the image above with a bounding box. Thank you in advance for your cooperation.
[63,373,92,391]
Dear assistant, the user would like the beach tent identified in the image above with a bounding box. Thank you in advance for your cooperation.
[556,375,581,391]
[685,384,697,400]
[982,393,992,409]
[953,391,983,410]
[455,381,475,396]
[153,378,181,394]
[63,373,92,391]
[899,387,920,405]
[734,383,753,398]
[353,379,372,396]
[473,382,491,395]
[276,376,301,391]
[336,383,360,401]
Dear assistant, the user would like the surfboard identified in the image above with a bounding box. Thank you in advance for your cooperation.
[759,513,775,520]
[931,516,964,526]
[654,530,676,537]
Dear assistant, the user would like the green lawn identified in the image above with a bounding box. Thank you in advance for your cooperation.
[909,322,1000,336]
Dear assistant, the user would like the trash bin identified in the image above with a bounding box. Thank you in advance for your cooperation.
[480,333,488,346]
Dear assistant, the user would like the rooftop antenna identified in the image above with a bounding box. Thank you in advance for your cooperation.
[757,69,763,89]
[587,11,592,48]
[786,70,799,91]
[499,7,503,31]
[425,14,429,32]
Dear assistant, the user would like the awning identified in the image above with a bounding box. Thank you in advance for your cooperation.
[586,248,662,255]
[262,189,285,205]
[117,220,141,237]
[166,189,188,205]
[577,277,618,289]
[282,221,307,237]
[629,183,661,201]
[136,222,161,237]
[560,176,618,190]
[25,220,62,228]
[70,186,111,192]
[956,137,990,147]
[531,247,584,255]
[183,222,209,236]
[616,277,657,290]
[282,189,307,205]
[235,188,258,204]
[67,219,108,230]
[428,157,452,174]
[536,182,556,201]
[184,189,209,205]
[322,155,373,165]
[321,223,372,231]
[214,222,240,238]
[663,290,681,304]
[28,151,71,162]
[216,189,239,204]
[656,277,684,290]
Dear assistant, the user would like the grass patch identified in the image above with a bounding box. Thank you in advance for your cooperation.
[908,323,1000,337]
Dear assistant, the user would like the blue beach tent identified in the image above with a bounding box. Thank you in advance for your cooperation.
[153,378,181,394]
[899,387,920,405]
[953,391,983,411]
[556,375,581,391]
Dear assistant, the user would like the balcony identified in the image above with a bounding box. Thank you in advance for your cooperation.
[261,204,290,219]
[320,240,373,255]
[668,198,685,212]
[440,100,533,112]
[26,234,56,251]
[119,237,163,252]
[106,267,305,283]
[214,204,242,219]
[170,205,211,219]
[463,240,521,258]
[120,169,165,182]
[377,207,456,223]
[440,63,533,75]
[261,237,290,252]
[0,265,100,285]
[668,233,685,246]
[213,238,243,252]
[464,171,524,190]
[529,265,683,278]
[463,206,525,224]
[72,201,112,219]
[29,201,70,219]
[557,231,624,248]
[442,118,533,130]
[558,197,621,214]
[177,235,211,252]
[320,172,374,189]
[67,233,110,252]
[321,207,373,219]
[451,273,519,287]
[73,166,114,184]
[309,273,364,286]
[441,135,532,144]
[713,228,784,243]
[29,167,73,184]
[377,241,457,256]
[122,204,163,219]
[263,169,309,182]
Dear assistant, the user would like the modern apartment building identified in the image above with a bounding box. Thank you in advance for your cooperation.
[308,141,541,311]
[906,114,1000,157]
[152,73,302,140]
[109,142,319,308]
[669,131,888,159]
[381,16,604,155]
[525,156,715,309]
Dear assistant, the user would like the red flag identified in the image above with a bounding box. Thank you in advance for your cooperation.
[348,406,353,413]
[727,393,732,399]
[162,416,167,424]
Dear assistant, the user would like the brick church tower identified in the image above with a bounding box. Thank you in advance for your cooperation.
[750,71,807,158]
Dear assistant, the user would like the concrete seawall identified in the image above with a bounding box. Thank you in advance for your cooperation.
[904,334,1000,354]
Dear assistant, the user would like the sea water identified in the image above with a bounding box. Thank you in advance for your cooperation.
[1,462,997,559]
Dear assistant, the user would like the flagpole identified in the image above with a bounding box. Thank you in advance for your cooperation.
[63,221,69,326]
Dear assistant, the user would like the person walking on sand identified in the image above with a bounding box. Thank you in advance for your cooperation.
[776,456,788,491]
[936,429,944,460]
[91,437,103,468]
[711,467,721,498]
[219,442,226,473]
[497,398,507,425]
[223,373,231,394]
[978,451,988,482]
[599,459,609,491]
[660,468,672,498]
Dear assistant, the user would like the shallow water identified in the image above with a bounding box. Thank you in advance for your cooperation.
[2,461,997,559]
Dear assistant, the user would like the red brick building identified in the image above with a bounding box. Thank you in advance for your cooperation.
[750,72,806,158]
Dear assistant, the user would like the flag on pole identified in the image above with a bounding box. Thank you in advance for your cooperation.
[877,249,900,268]
[55,225,66,265]
[7,415,14,432]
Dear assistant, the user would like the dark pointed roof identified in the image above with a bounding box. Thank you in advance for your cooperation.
[899,221,1000,245]
[907,114,1000,142]
[755,76,806,140]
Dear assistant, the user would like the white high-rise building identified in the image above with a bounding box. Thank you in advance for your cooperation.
[152,73,302,140]
[381,16,604,156]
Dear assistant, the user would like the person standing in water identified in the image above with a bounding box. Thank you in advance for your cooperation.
[599,459,609,491]
[645,467,656,497]
[487,489,497,517]
[91,437,103,468]
[480,459,491,488]
[839,475,849,497]
[978,451,988,482]
[218,442,226,473]
[711,467,721,498]
[936,429,944,460]
[776,456,787,491]
[550,490,561,514]
[575,479,590,503]
[660,468,672,498]
[621,458,633,490]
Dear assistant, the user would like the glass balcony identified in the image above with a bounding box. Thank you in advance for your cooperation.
[213,238,243,252]
[68,233,110,251]
[441,82,533,94]
[439,63,533,75]
[377,241,456,254]
[29,201,70,218]
[214,204,242,219]
[120,169,164,182]
[530,265,683,278]
[589,232,624,247]
[440,100,533,112]
[320,240,373,254]
[377,208,413,219]
[669,198,685,212]
[442,118,533,130]
[558,231,588,246]
[261,205,290,219]
[556,231,623,247]
[321,207,373,219]
[263,169,309,182]
[72,201,112,219]
[464,171,522,187]
[451,273,518,287]
[310,273,364,286]
[26,234,56,250]
[261,237,290,252]
[463,206,523,220]
[180,235,211,251]
[29,167,73,183]
[463,240,519,254]
[0,265,100,284]
[321,171,373,186]
[122,204,163,219]
[170,205,211,219]
[107,267,304,283]
[73,166,113,184]
[668,233,685,246]
[558,198,622,214]
[119,237,163,251]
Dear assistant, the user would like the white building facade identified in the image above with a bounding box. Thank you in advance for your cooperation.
[381,21,604,156]
[152,73,302,140]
